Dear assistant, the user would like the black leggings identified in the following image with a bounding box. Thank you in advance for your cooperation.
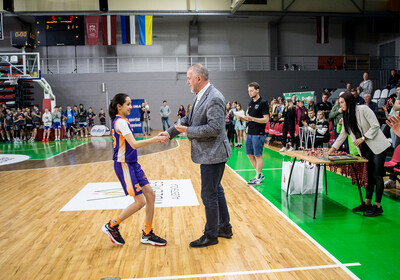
[282,125,295,147]
[362,144,387,203]
[226,123,235,144]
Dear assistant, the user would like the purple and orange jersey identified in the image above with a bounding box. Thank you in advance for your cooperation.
[112,115,138,163]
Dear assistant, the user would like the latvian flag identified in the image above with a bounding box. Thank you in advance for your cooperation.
[121,16,136,44]
[101,15,117,45]
[138,15,153,45]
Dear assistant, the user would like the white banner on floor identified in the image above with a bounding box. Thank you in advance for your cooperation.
[0,154,30,166]
[60,179,199,211]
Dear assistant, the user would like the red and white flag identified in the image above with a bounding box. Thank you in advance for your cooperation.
[316,16,329,44]
[101,15,117,45]
[85,16,99,45]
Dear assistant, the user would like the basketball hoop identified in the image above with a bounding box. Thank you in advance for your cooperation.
[5,73,20,85]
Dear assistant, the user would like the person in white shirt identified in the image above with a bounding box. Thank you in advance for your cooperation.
[42,107,52,142]
[358,72,373,95]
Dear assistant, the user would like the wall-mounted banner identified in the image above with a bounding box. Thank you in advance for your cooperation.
[126,98,144,135]
[60,179,199,211]
[283,91,315,101]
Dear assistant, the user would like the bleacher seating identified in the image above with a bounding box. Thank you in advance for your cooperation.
[372,89,381,103]
[381,88,389,99]
[388,87,396,97]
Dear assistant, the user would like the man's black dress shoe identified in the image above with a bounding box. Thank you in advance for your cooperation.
[189,235,218,248]
[218,227,233,239]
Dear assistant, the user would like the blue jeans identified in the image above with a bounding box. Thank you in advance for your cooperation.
[161,117,170,131]
[246,134,267,156]
[200,162,231,238]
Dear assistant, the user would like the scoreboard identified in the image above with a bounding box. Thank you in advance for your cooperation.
[35,16,85,46]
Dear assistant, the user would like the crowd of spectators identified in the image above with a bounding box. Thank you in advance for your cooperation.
[0,103,106,143]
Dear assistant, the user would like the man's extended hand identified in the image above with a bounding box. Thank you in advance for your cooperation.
[175,125,188,133]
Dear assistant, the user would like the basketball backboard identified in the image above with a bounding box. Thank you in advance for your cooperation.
[0,52,41,82]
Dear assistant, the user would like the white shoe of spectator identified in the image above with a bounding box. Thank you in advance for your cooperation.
[280,147,287,152]
[384,179,396,189]
[288,147,295,151]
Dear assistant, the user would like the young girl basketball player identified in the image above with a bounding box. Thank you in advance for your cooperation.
[102,93,168,246]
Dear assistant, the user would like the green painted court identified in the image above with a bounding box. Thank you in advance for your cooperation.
[227,144,400,280]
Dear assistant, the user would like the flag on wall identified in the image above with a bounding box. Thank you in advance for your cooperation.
[138,15,153,45]
[101,15,117,45]
[316,16,329,44]
[121,16,136,44]
[85,16,99,45]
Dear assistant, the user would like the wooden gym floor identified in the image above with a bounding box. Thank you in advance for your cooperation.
[0,138,358,280]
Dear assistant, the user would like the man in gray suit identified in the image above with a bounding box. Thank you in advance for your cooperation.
[160,64,233,247]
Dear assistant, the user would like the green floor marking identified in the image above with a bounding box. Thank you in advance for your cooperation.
[0,138,113,160]
[227,145,400,280]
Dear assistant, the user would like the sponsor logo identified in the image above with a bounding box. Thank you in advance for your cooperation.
[0,154,30,166]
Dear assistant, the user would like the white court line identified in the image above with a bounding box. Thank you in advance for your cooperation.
[226,165,360,280]
[235,167,282,172]
[40,141,86,160]
[122,263,361,280]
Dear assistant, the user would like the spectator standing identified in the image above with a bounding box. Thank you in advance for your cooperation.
[139,102,147,136]
[59,106,67,140]
[0,111,4,142]
[77,104,88,140]
[4,108,14,142]
[295,100,307,127]
[42,107,52,142]
[99,108,106,126]
[234,103,245,148]
[280,99,296,152]
[52,106,62,141]
[30,104,41,142]
[269,98,279,122]
[225,102,235,146]
[276,97,285,119]
[160,100,171,131]
[177,105,186,126]
[87,107,97,133]
[291,94,297,105]
[315,92,332,119]
[15,108,25,142]
[64,105,76,140]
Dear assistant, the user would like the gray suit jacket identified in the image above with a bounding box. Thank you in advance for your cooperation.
[332,105,390,155]
[167,84,231,164]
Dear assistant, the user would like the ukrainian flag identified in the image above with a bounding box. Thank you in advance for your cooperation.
[138,15,153,45]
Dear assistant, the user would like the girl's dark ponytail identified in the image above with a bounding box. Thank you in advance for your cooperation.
[109,93,129,121]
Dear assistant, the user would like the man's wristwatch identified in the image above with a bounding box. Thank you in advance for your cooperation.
[361,136,365,141]
[251,117,255,122]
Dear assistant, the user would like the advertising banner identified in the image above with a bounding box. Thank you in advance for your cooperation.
[126,98,144,134]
